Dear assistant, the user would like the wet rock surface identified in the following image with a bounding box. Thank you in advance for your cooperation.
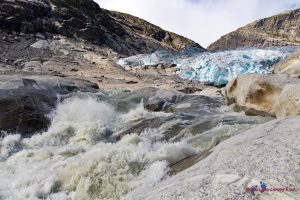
[114,89,223,140]
[127,116,300,200]
[0,75,98,136]
[116,89,269,148]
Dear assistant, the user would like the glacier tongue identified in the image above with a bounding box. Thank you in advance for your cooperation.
[118,48,291,86]
[176,49,286,86]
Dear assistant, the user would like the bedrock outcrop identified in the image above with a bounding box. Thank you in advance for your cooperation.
[225,73,300,118]
[273,51,300,78]
[208,8,300,51]
[125,116,300,200]
[0,0,203,56]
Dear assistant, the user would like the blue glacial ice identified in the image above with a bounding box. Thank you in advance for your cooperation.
[118,47,296,86]
[176,49,285,86]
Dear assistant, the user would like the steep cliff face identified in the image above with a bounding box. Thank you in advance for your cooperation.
[0,0,203,56]
[208,8,300,51]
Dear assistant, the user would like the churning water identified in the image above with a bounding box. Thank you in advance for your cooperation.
[0,91,271,200]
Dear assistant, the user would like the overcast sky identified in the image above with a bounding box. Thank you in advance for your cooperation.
[96,0,300,48]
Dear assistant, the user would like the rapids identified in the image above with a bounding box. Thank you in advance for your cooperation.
[0,90,271,200]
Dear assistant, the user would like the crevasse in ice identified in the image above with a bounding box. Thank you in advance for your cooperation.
[118,48,293,86]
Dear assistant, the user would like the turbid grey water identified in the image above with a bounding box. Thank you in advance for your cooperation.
[0,88,272,200]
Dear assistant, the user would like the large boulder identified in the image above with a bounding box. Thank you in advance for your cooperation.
[225,73,300,118]
[143,90,185,112]
[273,51,300,78]
[0,75,98,136]
[125,116,300,200]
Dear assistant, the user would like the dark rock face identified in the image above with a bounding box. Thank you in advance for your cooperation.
[0,0,203,55]
[0,0,116,44]
[109,11,204,52]
[0,75,98,136]
[208,9,300,51]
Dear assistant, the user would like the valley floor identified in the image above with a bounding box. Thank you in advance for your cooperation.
[0,31,300,200]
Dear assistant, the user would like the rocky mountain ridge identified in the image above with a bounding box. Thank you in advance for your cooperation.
[0,0,203,56]
[208,8,300,51]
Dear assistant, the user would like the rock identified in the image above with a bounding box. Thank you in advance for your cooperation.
[117,88,229,141]
[0,31,53,63]
[4,59,14,65]
[196,86,223,98]
[59,49,70,56]
[273,51,300,78]
[127,116,300,200]
[143,90,184,112]
[23,61,43,72]
[225,73,300,117]
[30,40,50,49]
[125,80,138,84]
[178,87,202,94]
[35,33,45,40]
[13,59,27,66]
[0,75,98,136]
[0,0,203,56]
[208,8,300,51]
[156,63,177,69]
[274,84,300,118]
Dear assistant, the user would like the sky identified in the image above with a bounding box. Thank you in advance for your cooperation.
[95,0,300,48]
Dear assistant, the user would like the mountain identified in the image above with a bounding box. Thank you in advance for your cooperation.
[0,0,207,94]
[208,8,300,51]
[0,0,203,56]
[108,11,204,53]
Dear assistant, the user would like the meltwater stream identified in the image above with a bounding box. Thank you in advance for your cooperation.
[0,90,271,200]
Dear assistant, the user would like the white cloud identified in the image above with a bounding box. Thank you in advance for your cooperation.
[95,0,300,48]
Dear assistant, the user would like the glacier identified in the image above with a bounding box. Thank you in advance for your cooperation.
[117,47,297,86]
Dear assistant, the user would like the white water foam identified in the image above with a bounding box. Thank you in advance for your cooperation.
[0,97,199,200]
[0,134,21,160]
